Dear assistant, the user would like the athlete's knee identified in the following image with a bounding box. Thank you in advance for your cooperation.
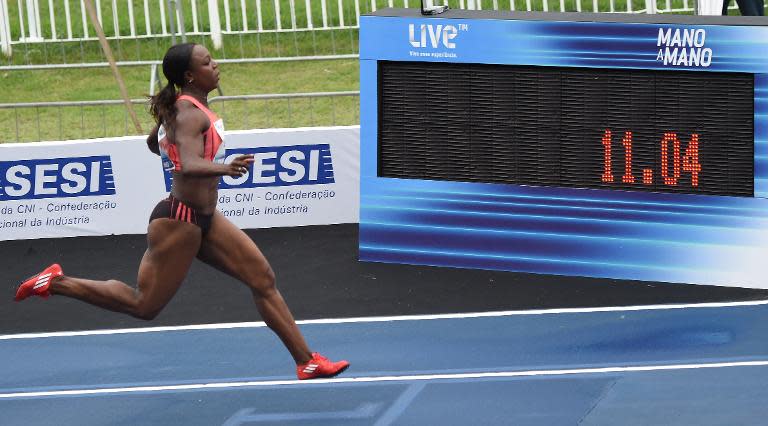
[249,265,277,297]
[133,305,162,321]
[130,291,163,321]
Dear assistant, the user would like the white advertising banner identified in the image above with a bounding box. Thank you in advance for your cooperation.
[0,126,360,241]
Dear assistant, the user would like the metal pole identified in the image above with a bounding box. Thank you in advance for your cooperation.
[166,0,177,44]
[149,63,158,95]
[208,0,223,50]
[175,0,187,43]
[0,0,13,56]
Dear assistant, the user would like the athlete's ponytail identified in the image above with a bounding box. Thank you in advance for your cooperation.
[148,43,197,153]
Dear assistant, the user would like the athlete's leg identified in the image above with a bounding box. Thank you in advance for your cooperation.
[48,219,202,320]
[196,211,312,364]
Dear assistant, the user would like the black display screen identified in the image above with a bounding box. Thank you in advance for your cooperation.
[378,61,754,197]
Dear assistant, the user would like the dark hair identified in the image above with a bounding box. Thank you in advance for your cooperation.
[147,43,196,153]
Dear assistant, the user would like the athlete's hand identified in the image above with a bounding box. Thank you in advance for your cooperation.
[226,154,255,177]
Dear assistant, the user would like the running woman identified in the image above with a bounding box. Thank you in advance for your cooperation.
[15,43,349,380]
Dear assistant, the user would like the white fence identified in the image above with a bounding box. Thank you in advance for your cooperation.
[0,0,699,61]
[0,91,360,143]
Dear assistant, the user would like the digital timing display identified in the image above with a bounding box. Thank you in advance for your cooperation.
[378,61,755,197]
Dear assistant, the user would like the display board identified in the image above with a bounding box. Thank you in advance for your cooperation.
[359,9,768,288]
[379,61,754,197]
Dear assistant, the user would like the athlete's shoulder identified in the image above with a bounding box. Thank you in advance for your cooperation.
[175,100,209,131]
[175,97,205,113]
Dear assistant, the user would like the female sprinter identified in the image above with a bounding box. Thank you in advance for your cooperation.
[15,43,349,380]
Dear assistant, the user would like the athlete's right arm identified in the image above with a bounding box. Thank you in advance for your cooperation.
[146,124,160,155]
[174,108,253,177]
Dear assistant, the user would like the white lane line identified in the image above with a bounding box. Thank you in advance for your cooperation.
[1,360,767,400]
[1,299,766,341]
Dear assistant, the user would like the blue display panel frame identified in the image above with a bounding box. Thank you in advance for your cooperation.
[359,9,768,289]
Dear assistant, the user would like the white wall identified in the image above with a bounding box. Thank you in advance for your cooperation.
[0,126,360,241]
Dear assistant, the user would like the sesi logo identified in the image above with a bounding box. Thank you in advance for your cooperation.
[0,156,115,201]
[408,23,460,49]
[161,144,335,191]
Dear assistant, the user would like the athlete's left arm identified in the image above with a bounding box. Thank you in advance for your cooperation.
[174,108,225,177]
[174,108,253,177]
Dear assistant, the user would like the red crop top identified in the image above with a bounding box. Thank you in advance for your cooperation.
[158,95,226,172]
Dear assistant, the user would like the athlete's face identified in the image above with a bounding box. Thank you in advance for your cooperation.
[185,45,219,93]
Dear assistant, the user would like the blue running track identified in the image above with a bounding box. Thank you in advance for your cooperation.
[1,301,767,425]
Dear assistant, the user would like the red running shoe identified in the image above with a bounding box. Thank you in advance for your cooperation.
[297,352,350,380]
[15,263,63,301]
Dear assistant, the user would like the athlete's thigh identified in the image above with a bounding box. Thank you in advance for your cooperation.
[137,218,202,310]
[197,211,272,284]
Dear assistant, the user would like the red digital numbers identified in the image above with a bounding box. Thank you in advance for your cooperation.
[622,131,635,184]
[682,133,701,186]
[601,130,614,183]
[601,129,700,188]
[660,132,681,185]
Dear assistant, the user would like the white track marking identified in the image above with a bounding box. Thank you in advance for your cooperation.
[1,299,766,341]
[1,360,767,399]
